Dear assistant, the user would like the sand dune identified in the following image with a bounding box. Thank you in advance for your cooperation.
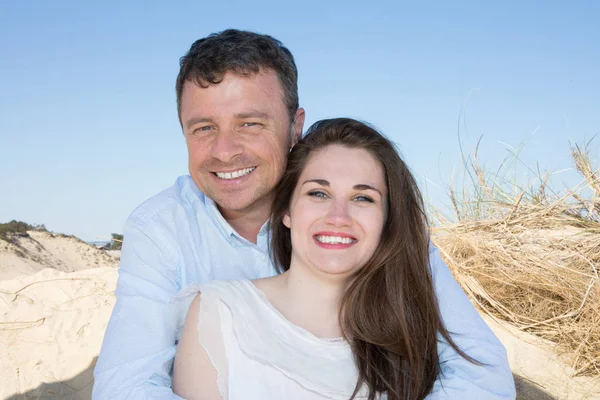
[0,231,117,280]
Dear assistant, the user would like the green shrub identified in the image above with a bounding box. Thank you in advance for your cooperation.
[0,220,47,235]
[110,233,123,250]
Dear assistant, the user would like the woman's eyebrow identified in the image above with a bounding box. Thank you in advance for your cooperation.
[353,184,382,195]
[301,180,382,195]
[302,179,329,187]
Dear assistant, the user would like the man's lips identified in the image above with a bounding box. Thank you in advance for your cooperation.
[212,167,256,180]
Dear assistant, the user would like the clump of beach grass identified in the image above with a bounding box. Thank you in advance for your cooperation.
[430,140,600,376]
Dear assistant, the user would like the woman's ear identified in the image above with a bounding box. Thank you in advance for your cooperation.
[283,212,291,228]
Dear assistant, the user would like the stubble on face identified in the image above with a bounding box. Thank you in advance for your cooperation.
[180,70,301,219]
[201,130,293,218]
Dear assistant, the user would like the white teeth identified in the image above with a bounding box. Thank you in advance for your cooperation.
[315,235,355,244]
[215,167,255,180]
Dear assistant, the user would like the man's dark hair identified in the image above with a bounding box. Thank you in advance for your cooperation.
[176,29,299,122]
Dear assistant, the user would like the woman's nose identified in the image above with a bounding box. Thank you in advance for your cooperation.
[324,200,352,227]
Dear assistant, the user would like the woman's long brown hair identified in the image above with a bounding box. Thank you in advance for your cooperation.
[270,118,478,400]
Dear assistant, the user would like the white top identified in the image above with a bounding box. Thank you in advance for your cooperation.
[174,280,384,400]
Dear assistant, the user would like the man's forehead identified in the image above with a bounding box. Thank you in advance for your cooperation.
[183,68,282,90]
[180,73,286,121]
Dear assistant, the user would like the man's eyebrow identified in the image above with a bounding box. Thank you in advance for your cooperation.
[235,111,270,120]
[185,116,212,130]
[353,184,382,196]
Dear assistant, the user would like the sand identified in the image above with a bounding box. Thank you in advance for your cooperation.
[0,267,117,400]
[484,314,600,399]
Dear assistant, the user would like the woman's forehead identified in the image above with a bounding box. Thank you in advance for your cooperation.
[299,145,386,190]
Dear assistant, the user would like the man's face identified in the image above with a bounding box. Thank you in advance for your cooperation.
[180,70,305,218]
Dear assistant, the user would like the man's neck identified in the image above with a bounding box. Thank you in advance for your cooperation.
[218,201,271,244]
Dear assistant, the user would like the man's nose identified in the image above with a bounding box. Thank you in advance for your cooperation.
[324,200,352,227]
[210,129,244,163]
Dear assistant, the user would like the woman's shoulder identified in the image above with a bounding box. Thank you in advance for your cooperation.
[173,279,253,306]
[171,279,251,339]
[198,279,260,306]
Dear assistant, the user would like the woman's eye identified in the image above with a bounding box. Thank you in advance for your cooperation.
[354,195,374,203]
[308,190,328,199]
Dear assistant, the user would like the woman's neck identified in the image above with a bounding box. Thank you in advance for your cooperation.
[262,266,347,339]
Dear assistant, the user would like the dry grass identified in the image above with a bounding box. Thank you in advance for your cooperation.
[430,140,600,376]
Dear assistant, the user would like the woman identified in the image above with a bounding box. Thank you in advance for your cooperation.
[173,118,478,399]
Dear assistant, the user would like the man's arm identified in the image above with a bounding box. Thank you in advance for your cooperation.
[93,215,183,400]
[427,245,516,399]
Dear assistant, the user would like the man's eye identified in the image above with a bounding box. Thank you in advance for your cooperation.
[242,122,260,128]
[308,190,328,199]
[354,195,374,203]
[191,126,212,135]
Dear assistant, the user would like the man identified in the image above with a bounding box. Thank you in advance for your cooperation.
[93,29,515,399]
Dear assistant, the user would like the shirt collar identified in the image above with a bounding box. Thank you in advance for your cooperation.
[204,196,270,248]
[204,196,236,239]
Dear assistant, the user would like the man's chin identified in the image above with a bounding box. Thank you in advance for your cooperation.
[192,177,272,214]
[216,189,276,215]
[216,198,253,212]
[210,189,259,210]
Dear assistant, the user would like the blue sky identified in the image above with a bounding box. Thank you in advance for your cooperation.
[1,1,598,241]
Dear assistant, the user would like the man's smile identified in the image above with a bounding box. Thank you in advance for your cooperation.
[213,167,256,180]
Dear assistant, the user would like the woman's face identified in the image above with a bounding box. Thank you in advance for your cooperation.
[283,145,387,280]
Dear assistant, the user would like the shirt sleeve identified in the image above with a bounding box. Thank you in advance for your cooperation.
[173,287,229,399]
[93,214,184,400]
[427,245,516,399]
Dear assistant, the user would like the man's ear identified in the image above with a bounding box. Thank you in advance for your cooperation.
[290,107,305,148]
[283,212,291,229]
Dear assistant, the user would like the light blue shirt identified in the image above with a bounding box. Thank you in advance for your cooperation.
[93,175,516,399]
